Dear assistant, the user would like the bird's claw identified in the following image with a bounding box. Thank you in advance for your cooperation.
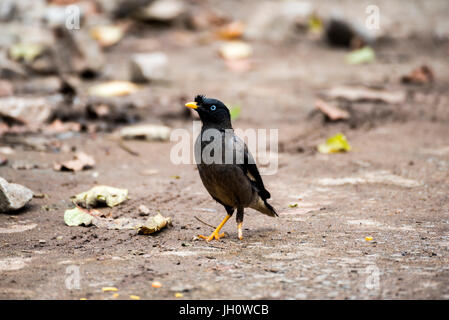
[198,232,226,242]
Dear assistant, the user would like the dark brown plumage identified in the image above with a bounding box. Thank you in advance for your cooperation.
[185,95,277,241]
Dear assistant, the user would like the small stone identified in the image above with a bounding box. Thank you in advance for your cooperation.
[138,204,150,216]
[130,52,168,82]
[0,177,33,212]
[0,96,60,125]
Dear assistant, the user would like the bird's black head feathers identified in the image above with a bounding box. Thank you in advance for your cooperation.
[192,95,232,129]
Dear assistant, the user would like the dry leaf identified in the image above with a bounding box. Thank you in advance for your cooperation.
[216,21,245,40]
[88,81,139,97]
[72,185,128,208]
[45,119,81,134]
[138,213,172,235]
[90,25,125,47]
[324,86,405,104]
[219,41,252,60]
[120,124,171,141]
[54,152,95,172]
[315,99,350,121]
[401,65,434,85]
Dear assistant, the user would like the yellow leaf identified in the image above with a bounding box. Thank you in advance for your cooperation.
[318,133,352,154]
[90,25,124,47]
[138,215,172,235]
[88,81,139,97]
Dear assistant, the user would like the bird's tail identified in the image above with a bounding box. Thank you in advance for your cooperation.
[251,196,278,217]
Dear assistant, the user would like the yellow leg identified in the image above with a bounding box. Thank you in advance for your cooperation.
[237,222,243,240]
[198,214,232,242]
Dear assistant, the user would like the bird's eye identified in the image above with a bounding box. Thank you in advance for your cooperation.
[210,105,216,111]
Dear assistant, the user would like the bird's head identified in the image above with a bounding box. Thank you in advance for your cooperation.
[185,95,232,129]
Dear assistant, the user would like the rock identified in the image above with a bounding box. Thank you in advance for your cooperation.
[0,177,33,212]
[8,42,56,75]
[130,52,168,82]
[14,76,63,95]
[0,95,62,125]
[245,1,313,42]
[0,257,31,271]
[138,204,150,216]
[53,26,104,76]
[0,50,26,79]
[0,0,17,22]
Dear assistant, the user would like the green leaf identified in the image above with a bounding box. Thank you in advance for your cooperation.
[345,46,375,65]
[308,14,323,34]
[64,207,94,227]
[318,133,352,154]
[230,105,241,120]
[72,186,128,208]
[9,43,44,63]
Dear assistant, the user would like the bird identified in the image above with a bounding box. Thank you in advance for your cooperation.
[185,95,277,241]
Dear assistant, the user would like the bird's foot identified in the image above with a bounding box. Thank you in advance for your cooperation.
[237,222,243,240]
[197,214,232,242]
[198,231,226,242]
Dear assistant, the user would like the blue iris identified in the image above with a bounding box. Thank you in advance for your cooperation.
[210,105,216,111]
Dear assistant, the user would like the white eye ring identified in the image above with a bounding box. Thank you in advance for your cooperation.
[210,105,216,111]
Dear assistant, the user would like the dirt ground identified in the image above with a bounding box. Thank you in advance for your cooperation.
[1,0,449,300]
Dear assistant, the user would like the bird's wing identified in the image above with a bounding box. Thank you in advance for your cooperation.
[232,135,271,200]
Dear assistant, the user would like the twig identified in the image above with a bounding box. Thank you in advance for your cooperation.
[118,138,139,156]
[194,216,216,230]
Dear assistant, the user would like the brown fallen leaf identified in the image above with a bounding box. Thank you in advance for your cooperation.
[324,86,405,104]
[216,21,245,40]
[54,152,95,172]
[44,119,81,134]
[401,65,434,85]
[138,213,172,235]
[315,99,350,121]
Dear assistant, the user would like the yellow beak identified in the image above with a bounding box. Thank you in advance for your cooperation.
[185,102,198,109]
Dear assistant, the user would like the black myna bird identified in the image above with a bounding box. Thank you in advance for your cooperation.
[185,95,277,241]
